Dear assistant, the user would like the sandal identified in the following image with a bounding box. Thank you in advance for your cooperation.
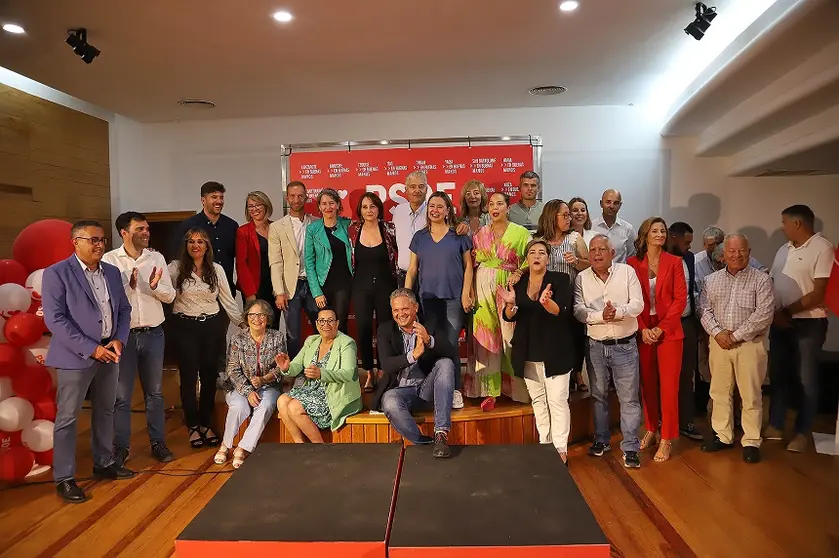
[213,446,229,465]
[654,439,673,463]
[188,426,204,448]
[640,430,660,450]
[201,426,220,447]
[232,447,248,469]
[363,370,377,393]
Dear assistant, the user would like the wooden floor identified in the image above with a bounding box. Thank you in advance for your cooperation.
[2,370,838,558]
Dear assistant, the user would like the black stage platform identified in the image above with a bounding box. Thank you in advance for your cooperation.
[389,445,610,557]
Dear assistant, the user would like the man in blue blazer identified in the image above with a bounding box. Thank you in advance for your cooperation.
[42,220,135,503]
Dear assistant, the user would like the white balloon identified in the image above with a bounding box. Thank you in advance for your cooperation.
[25,269,45,301]
[25,335,51,367]
[0,377,13,402]
[0,396,35,432]
[21,419,54,452]
[0,283,32,318]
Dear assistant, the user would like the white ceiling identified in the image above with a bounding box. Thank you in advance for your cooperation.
[0,0,743,122]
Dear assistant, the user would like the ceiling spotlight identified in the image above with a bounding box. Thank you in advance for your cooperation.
[684,3,717,41]
[2,23,25,34]
[502,136,511,141]
[379,140,389,145]
[66,28,100,64]
[558,1,579,12]
[272,10,294,23]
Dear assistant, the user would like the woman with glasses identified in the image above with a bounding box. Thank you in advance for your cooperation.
[236,191,276,322]
[169,227,243,449]
[305,188,353,333]
[215,299,285,468]
[275,307,362,442]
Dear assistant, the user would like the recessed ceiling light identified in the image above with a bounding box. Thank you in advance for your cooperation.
[559,1,579,12]
[379,140,389,145]
[502,136,511,141]
[2,23,25,34]
[529,85,568,96]
[272,10,294,23]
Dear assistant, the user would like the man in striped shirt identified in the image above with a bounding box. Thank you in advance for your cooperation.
[698,234,774,463]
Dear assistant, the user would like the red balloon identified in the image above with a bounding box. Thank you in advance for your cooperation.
[0,429,23,452]
[0,260,28,287]
[32,395,57,422]
[0,343,25,379]
[34,448,53,466]
[3,313,43,348]
[12,219,74,274]
[0,446,35,483]
[10,364,51,401]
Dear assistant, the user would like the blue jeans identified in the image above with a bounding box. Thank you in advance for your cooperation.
[588,337,642,453]
[381,358,456,444]
[54,361,118,482]
[768,318,828,434]
[285,278,319,358]
[114,327,166,448]
[421,297,463,389]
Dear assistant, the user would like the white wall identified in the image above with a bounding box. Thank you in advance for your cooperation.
[111,106,839,349]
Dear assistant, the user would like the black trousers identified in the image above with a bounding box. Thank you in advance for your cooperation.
[173,313,226,428]
[353,276,396,370]
[679,315,699,428]
[321,284,351,334]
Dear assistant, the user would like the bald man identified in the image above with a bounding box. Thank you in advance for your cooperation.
[590,189,636,263]
[698,234,774,463]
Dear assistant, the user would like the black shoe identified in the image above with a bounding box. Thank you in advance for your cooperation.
[743,446,761,463]
[432,431,451,458]
[679,423,703,441]
[701,435,734,453]
[93,464,137,480]
[623,451,641,468]
[587,441,611,457]
[113,446,129,468]
[417,435,434,444]
[56,479,87,503]
[151,442,175,463]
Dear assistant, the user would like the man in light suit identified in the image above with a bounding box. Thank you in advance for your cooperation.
[269,181,317,357]
[43,220,135,503]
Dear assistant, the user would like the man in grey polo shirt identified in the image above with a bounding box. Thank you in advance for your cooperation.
[507,171,543,234]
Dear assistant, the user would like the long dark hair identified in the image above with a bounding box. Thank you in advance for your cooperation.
[175,227,218,293]
[426,191,457,227]
[634,216,668,262]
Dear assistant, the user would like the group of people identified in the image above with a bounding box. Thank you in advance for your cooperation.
[40,167,833,502]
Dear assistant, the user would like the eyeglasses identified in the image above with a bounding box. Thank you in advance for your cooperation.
[75,236,107,246]
[316,318,337,326]
[247,204,265,211]
[247,312,268,320]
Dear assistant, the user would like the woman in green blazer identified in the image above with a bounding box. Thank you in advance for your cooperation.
[275,307,362,441]
[304,188,353,333]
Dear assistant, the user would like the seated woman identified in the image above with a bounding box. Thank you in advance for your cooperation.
[275,307,362,442]
[500,239,575,463]
[215,299,286,468]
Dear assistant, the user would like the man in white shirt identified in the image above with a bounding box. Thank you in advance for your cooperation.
[590,190,635,263]
[574,234,645,468]
[766,205,834,453]
[268,181,317,358]
[102,212,176,465]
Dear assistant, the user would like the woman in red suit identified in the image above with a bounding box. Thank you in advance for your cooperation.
[236,191,276,321]
[627,217,687,463]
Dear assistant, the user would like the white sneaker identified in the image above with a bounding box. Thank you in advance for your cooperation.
[452,389,464,409]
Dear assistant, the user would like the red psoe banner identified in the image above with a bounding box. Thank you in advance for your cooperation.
[288,144,535,219]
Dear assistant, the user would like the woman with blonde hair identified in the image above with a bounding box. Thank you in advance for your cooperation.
[627,216,688,463]
[236,191,276,322]
[458,179,490,235]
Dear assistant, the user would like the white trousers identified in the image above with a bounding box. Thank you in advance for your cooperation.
[523,361,571,453]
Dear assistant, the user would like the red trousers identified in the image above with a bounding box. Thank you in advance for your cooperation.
[637,317,683,440]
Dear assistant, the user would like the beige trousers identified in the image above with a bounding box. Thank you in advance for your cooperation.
[523,362,570,453]
[709,336,768,447]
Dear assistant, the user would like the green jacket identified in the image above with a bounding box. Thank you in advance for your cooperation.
[282,332,362,430]
[304,217,353,299]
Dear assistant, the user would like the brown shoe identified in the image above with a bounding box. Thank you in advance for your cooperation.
[763,425,784,441]
[786,434,807,453]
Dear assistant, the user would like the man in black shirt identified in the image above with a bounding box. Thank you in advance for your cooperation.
[172,181,239,295]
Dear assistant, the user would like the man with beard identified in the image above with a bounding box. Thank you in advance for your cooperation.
[103,212,176,467]
[591,189,635,263]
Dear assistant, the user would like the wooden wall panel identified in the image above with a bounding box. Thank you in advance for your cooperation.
[0,83,110,259]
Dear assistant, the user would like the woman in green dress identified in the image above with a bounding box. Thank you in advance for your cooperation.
[275,307,362,442]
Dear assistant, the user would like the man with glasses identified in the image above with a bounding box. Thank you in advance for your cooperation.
[42,220,135,503]
[591,189,635,263]
[103,212,176,468]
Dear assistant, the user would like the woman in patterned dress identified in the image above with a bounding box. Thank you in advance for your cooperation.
[275,307,362,442]
[464,192,531,411]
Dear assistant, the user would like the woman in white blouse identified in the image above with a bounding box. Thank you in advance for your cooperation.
[169,227,243,449]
